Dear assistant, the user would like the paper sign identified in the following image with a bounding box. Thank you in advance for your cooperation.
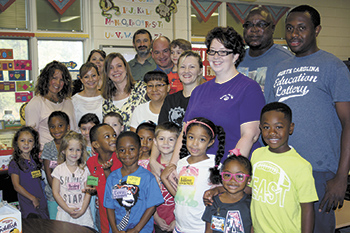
[14,60,32,70]
[127,176,141,185]
[112,188,127,199]
[87,176,99,186]
[31,170,41,178]
[15,92,33,103]
[0,61,14,71]
[178,176,195,185]
[0,49,13,59]
[0,82,16,92]
[68,182,81,191]
[9,70,26,81]
[16,81,34,92]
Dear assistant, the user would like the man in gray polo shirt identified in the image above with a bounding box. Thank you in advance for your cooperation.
[128,29,157,81]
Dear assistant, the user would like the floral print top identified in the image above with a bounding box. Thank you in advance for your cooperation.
[102,80,147,130]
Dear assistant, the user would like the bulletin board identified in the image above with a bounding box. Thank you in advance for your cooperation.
[99,45,136,62]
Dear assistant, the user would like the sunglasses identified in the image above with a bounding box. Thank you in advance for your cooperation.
[220,172,250,183]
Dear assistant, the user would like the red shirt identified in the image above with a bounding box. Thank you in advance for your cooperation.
[168,71,183,95]
[87,152,122,233]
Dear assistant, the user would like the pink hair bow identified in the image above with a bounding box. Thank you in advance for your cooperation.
[228,148,241,156]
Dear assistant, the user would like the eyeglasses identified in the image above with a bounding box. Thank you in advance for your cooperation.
[220,172,250,183]
[146,83,167,89]
[243,21,271,30]
[207,49,234,57]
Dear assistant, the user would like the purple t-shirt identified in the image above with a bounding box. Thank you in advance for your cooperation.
[184,73,265,159]
[8,158,49,219]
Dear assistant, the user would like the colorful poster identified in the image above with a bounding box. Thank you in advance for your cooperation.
[0,82,16,92]
[14,60,32,70]
[0,71,3,81]
[15,92,33,103]
[16,81,34,92]
[9,70,26,81]
[0,61,14,71]
[0,49,13,59]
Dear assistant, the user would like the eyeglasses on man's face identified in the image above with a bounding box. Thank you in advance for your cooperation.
[207,50,234,57]
[243,21,271,30]
[220,172,250,183]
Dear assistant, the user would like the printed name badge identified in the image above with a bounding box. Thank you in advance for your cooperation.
[68,182,81,191]
[126,176,141,185]
[112,188,127,199]
[178,176,194,186]
[49,160,58,169]
[87,176,99,186]
[211,215,225,232]
[31,170,41,179]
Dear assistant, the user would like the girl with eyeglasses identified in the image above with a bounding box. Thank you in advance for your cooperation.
[202,149,253,233]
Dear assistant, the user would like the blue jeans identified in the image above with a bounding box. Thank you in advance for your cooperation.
[313,171,336,233]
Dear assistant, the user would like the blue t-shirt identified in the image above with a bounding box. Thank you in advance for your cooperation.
[238,44,293,96]
[104,166,164,233]
[265,50,350,173]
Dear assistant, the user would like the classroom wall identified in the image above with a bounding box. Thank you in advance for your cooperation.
[251,0,350,60]
[90,0,190,50]
[89,0,349,60]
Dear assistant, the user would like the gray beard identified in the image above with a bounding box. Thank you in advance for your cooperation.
[137,49,150,57]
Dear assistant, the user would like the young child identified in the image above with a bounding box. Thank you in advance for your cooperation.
[78,113,100,231]
[161,117,226,233]
[86,123,123,233]
[152,122,180,233]
[79,113,100,157]
[9,126,49,219]
[168,39,192,94]
[136,121,156,169]
[104,131,164,232]
[251,102,318,232]
[51,131,93,227]
[202,150,252,233]
[42,111,70,219]
[103,112,124,137]
[130,71,170,131]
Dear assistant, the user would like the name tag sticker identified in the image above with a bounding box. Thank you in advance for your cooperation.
[178,176,194,185]
[112,188,127,199]
[211,215,225,232]
[87,176,99,186]
[49,160,58,169]
[68,182,80,191]
[31,170,41,179]
[127,176,141,185]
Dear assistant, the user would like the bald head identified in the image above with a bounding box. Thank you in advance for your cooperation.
[151,36,173,70]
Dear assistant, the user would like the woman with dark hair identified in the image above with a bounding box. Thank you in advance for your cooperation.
[101,52,147,130]
[72,62,104,125]
[180,26,265,158]
[152,27,265,179]
[88,49,106,89]
[25,61,77,149]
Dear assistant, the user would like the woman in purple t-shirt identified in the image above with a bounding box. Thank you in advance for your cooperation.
[151,27,265,180]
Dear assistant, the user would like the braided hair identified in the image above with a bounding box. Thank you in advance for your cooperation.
[181,117,226,185]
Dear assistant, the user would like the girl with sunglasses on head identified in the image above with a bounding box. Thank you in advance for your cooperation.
[202,149,252,233]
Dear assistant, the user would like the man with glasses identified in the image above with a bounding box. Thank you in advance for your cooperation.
[266,5,350,232]
[238,7,293,95]
[129,29,157,81]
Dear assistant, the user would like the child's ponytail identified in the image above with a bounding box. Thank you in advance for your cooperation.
[209,125,225,184]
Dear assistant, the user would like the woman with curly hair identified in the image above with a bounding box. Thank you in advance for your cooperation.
[101,52,147,130]
[25,60,77,149]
